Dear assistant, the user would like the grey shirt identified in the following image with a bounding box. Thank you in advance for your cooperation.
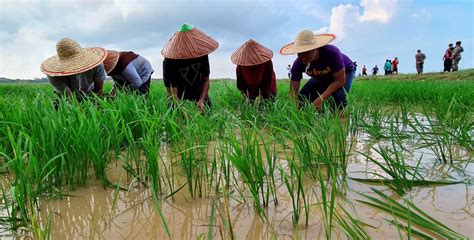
[415,53,426,63]
[110,56,154,89]
[48,64,106,94]
[452,46,464,59]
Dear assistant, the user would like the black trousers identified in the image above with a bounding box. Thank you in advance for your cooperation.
[443,59,452,72]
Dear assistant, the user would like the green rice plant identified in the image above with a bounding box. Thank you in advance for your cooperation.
[408,108,455,164]
[0,128,58,237]
[316,169,336,239]
[353,119,462,194]
[215,191,235,239]
[279,158,309,226]
[207,201,216,240]
[358,104,391,140]
[312,111,351,180]
[172,108,214,198]
[357,188,467,239]
[334,203,372,240]
[222,120,277,221]
[432,95,473,152]
[355,126,425,195]
[141,119,164,196]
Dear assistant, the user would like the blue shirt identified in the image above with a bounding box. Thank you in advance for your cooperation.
[110,56,154,89]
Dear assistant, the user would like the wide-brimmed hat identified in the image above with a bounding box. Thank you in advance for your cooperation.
[103,50,120,74]
[280,30,335,55]
[41,38,107,76]
[231,39,273,66]
[161,24,219,59]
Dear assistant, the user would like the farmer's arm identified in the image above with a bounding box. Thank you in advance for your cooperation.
[260,61,275,99]
[48,76,72,97]
[163,59,179,102]
[121,65,143,89]
[197,56,211,111]
[289,59,303,101]
[236,66,249,99]
[312,68,346,108]
[166,86,179,101]
[289,81,300,101]
[92,64,106,97]
[197,77,210,111]
[93,80,104,97]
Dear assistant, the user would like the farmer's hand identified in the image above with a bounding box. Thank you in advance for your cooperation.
[109,86,117,97]
[312,97,323,109]
[197,100,205,113]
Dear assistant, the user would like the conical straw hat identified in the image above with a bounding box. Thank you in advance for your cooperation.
[161,24,219,59]
[280,30,335,55]
[41,38,107,76]
[231,39,273,66]
[103,50,120,74]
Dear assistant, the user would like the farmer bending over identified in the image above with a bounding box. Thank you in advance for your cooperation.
[162,24,218,112]
[231,39,277,101]
[280,30,355,110]
[41,38,106,101]
[103,50,154,96]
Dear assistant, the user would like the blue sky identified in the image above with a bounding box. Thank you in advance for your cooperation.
[0,0,472,79]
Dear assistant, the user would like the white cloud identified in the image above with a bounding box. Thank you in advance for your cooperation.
[317,0,397,39]
[0,27,56,79]
[1,0,471,80]
[359,0,397,23]
[0,0,300,79]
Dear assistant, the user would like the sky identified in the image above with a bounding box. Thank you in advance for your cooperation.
[0,0,473,80]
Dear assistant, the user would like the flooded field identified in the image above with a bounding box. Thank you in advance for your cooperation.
[2,128,472,239]
[1,79,473,239]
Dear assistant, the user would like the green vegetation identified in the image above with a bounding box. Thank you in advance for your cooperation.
[0,69,473,239]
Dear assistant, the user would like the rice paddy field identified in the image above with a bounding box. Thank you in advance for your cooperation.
[0,70,473,239]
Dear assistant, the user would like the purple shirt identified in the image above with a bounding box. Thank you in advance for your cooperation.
[290,44,353,83]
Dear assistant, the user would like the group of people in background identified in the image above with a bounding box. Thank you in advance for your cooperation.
[383,57,399,75]
[443,41,464,72]
[359,57,398,77]
[41,24,356,112]
[357,40,464,77]
[416,41,464,74]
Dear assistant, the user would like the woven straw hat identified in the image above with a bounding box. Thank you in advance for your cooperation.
[280,30,335,55]
[103,50,120,74]
[231,39,273,66]
[161,24,219,59]
[41,38,107,76]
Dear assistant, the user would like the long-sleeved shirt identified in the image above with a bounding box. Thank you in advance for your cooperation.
[443,48,453,60]
[452,46,464,59]
[236,60,277,100]
[110,55,154,89]
[415,53,426,63]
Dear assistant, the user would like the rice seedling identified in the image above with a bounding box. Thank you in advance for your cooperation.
[0,128,58,238]
[222,121,270,221]
[353,119,464,194]
[358,104,391,140]
[279,158,309,226]
[409,107,455,164]
[334,203,372,240]
[357,188,467,239]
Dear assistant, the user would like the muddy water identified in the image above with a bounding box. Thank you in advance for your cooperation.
[33,175,474,239]
[1,132,473,239]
